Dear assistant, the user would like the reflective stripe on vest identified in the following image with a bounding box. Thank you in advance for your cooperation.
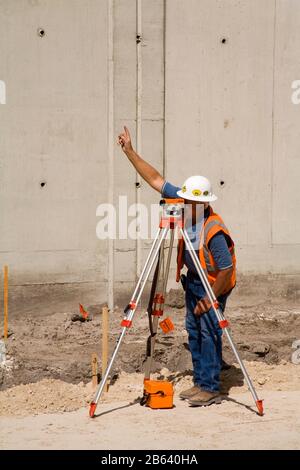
[202,218,231,274]
[204,219,228,239]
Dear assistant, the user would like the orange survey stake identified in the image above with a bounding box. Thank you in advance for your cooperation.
[79,303,89,320]
[159,317,174,334]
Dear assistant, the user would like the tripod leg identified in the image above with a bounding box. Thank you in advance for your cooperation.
[89,227,169,417]
[180,227,264,416]
[89,327,127,417]
[144,240,165,380]
[144,229,175,380]
[131,228,161,303]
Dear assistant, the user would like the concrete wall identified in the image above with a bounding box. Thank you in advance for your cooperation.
[0,0,299,311]
[165,0,300,275]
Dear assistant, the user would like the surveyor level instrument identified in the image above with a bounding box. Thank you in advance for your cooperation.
[89,199,264,417]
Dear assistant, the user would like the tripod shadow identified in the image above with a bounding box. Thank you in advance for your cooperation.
[92,397,141,419]
[222,395,260,416]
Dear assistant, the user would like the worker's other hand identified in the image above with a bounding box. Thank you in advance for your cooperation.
[194,296,211,315]
[117,126,133,153]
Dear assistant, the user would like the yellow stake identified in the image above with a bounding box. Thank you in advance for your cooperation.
[91,353,98,390]
[3,266,8,340]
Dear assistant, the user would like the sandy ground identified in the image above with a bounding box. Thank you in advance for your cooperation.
[0,391,299,450]
[1,281,300,450]
[0,362,300,449]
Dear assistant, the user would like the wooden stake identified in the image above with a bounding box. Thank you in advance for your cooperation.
[3,266,8,340]
[102,305,109,392]
[91,353,98,390]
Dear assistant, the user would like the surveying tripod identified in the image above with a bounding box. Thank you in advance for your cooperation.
[89,199,264,417]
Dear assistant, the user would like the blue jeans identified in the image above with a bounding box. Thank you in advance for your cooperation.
[185,273,228,393]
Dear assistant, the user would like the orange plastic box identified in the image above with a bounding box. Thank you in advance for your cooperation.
[143,380,174,409]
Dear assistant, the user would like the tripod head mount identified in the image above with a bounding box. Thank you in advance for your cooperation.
[160,199,184,226]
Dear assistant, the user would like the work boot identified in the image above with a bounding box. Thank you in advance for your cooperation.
[179,385,201,400]
[188,389,222,407]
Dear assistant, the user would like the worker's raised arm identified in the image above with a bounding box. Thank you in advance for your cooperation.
[118,126,164,193]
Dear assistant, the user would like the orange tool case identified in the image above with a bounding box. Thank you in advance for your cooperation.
[143,380,174,409]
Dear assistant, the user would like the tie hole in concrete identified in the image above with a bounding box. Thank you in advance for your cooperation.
[37,28,46,38]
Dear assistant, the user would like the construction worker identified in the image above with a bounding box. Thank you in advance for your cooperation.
[118,126,236,407]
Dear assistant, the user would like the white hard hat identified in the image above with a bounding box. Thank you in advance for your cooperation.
[177,175,218,202]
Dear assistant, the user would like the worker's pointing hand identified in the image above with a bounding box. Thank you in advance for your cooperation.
[117,126,133,154]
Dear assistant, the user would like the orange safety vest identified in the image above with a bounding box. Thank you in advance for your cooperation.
[176,207,236,294]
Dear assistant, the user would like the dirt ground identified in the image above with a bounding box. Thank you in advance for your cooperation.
[1,291,300,391]
[0,365,299,450]
[0,283,300,449]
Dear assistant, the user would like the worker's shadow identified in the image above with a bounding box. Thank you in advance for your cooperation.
[166,363,245,396]
[220,364,244,395]
[220,365,260,415]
